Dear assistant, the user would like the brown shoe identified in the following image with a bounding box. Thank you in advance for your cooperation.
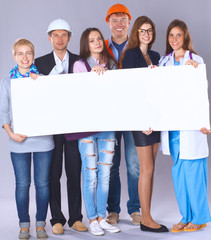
[71,221,88,232]
[130,212,142,225]
[52,223,64,235]
[107,212,119,226]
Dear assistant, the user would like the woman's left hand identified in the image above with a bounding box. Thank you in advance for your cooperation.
[142,127,153,135]
[200,127,211,135]
[91,65,105,75]
[185,60,198,68]
[30,73,39,80]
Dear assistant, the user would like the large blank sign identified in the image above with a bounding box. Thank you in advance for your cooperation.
[11,64,210,137]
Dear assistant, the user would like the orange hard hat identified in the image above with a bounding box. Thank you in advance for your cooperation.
[105,3,131,22]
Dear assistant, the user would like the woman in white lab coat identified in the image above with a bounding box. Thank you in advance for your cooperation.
[159,19,211,232]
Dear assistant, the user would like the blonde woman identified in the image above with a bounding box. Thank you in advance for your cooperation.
[0,39,54,239]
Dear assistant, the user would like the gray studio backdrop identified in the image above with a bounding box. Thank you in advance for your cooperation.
[0,0,210,216]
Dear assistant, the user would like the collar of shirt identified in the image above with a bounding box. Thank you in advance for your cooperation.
[91,56,100,65]
[161,50,191,67]
[108,36,128,62]
[87,56,107,69]
[107,36,113,48]
[53,51,69,73]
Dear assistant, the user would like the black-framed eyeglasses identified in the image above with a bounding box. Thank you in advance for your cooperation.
[138,28,153,36]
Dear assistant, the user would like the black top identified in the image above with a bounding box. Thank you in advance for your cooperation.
[122,47,161,147]
[122,47,160,69]
[35,50,78,75]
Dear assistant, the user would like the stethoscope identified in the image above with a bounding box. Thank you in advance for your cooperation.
[162,51,193,66]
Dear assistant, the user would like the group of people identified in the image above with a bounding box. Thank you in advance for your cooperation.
[0,3,211,239]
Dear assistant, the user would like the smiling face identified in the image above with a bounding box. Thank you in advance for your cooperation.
[138,23,153,47]
[108,13,130,40]
[88,31,104,59]
[168,27,185,51]
[13,45,34,74]
[48,29,70,52]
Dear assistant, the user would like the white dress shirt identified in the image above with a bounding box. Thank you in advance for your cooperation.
[49,51,69,75]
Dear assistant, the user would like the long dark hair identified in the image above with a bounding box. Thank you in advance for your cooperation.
[121,16,156,64]
[165,19,196,54]
[79,27,118,69]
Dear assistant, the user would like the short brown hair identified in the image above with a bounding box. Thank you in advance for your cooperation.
[12,38,35,56]
[108,12,130,22]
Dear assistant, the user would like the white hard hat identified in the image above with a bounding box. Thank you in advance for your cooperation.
[47,19,72,35]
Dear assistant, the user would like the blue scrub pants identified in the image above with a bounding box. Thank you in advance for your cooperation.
[169,131,211,224]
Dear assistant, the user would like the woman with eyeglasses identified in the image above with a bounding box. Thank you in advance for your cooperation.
[121,16,168,233]
[159,19,211,233]
[0,39,54,239]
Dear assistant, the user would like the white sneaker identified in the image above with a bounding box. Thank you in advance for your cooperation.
[99,219,120,233]
[89,221,104,236]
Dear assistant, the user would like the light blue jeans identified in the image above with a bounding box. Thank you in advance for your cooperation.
[11,150,53,227]
[107,131,140,215]
[78,132,115,220]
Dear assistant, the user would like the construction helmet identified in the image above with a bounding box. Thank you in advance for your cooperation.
[105,3,131,23]
[47,19,72,35]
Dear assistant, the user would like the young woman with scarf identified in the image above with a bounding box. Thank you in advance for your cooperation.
[0,39,54,239]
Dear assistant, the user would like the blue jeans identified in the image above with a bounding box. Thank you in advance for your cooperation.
[107,131,140,215]
[78,132,115,220]
[11,150,53,225]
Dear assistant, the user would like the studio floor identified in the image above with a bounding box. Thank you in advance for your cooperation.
[1,150,211,240]
[1,198,210,240]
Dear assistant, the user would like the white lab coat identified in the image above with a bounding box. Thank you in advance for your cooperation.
[159,50,209,159]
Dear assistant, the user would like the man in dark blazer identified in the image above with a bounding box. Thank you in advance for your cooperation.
[35,19,87,235]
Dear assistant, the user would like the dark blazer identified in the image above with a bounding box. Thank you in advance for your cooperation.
[35,50,78,75]
[122,47,160,69]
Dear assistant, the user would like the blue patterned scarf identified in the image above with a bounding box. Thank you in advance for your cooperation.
[9,64,39,79]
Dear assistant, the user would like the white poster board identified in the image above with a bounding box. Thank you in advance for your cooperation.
[11,64,210,136]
